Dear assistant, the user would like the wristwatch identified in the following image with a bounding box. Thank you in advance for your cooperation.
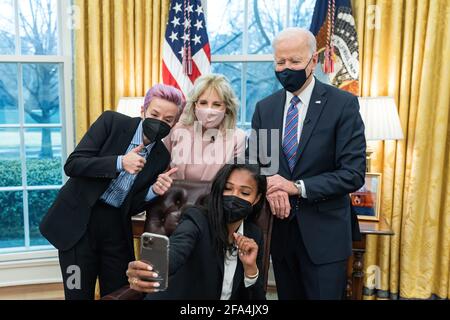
[294,180,303,197]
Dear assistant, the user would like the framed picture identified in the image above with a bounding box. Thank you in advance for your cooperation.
[350,173,381,221]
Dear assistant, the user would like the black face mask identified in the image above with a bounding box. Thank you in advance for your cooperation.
[142,118,171,144]
[223,195,254,223]
[275,56,313,93]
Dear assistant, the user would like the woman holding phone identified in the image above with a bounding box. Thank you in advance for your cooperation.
[126,163,267,300]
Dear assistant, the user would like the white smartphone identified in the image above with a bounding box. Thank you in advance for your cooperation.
[140,232,169,291]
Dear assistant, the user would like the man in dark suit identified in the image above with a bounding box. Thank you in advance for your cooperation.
[247,27,366,299]
[39,84,184,299]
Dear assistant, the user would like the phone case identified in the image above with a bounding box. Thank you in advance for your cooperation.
[140,232,169,291]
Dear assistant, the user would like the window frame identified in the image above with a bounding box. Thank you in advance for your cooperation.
[206,0,314,130]
[206,0,307,128]
[0,0,74,257]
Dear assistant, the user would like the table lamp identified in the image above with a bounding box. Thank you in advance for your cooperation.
[358,96,404,172]
[117,97,145,117]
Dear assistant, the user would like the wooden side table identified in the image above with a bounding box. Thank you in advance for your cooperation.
[346,217,394,300]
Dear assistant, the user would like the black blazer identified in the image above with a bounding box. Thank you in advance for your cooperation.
[248,78,366,264]
[145,207,266,300]
[39,111,170,254]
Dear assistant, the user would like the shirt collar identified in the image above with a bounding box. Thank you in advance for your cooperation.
[286,76,316,107]
[236,220,244,235]
[132,120,155,152]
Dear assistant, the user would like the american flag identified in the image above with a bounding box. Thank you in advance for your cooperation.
[162,0,211,96]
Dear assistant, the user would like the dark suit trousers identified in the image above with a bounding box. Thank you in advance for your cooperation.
[58,201,131,300]
[272,218,348,300]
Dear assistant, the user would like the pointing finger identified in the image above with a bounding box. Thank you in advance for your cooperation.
[165,167,179,177]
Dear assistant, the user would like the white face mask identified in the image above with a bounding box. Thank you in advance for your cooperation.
[195,108,226,129]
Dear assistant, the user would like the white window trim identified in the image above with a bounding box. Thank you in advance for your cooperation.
[211,54,273,62]
[0,249,58,262]
[0,250,61,287]
[0,55,65,62]
[0,0,73,286]
[60,0,75,155]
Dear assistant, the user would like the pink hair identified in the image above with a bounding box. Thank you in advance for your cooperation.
[143,84,185,115]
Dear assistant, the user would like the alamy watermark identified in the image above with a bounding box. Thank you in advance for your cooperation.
[365,264,382,290]
[66,265,81,290]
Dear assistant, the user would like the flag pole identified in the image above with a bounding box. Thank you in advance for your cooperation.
[182,0,193,76]
[324,0,335,74]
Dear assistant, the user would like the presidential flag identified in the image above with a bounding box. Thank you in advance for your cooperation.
[310,0,360,95]
[162,0,211,97]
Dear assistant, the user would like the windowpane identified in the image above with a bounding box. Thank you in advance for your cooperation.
[28,189,58,246]
[0,191,24,249]
[0,128,21,187]
[208,0,244,55]
[0,0,68,252]
[25,128,63,186]
[19,0,58,55]
[245,62,281,123]
[211,62,242,119]
[0,63,19,124]
[23,63,61,124]
[248,0,287,54]
[288,0,316,28]
[208,0,316,129]
[0,0,15,54]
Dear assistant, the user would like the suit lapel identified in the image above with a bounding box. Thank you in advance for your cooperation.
[216,249,224,280]
[293,80,327,168]
[231,261,244,298]
[115,117,141,156]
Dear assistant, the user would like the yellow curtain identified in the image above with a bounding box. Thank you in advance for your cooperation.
[74,0,170,143]
[74,0,171,299]
[352,0,450,299]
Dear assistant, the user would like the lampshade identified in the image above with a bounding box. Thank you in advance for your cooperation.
[358,96,404,141]
[116,97,145,117]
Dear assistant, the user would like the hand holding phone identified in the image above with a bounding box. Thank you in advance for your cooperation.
[126,260,161,293]
[139,232,169,291]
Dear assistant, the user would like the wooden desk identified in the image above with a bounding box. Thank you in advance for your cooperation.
[346,217,394,300]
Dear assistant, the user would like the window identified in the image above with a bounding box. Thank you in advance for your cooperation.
[0,0,73,253]
[206,0,315,128]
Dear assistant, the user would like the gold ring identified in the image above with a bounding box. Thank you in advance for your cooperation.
[132,278,138,285]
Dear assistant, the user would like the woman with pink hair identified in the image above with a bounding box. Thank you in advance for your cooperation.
[40,83,185,299]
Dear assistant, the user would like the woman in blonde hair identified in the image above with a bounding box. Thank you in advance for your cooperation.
[163,73,246,181]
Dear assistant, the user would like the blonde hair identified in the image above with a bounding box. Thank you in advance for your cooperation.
[181,73,239,130]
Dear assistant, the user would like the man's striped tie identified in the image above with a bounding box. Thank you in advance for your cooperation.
[283,96,301,172]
